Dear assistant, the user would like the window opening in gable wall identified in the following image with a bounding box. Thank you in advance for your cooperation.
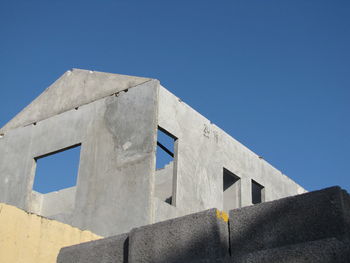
[251,179,265,205]
[32,144,81,194]
[223,168,241,212]
[155,127,178,206]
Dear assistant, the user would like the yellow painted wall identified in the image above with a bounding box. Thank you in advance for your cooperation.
[0,203,101,263]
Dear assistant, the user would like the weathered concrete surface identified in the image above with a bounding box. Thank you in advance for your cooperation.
[155,161,173,203]
[229,186,350,258]
[128,208,229,263]
[223,169,241,212]
[153,197,179,223]
[0,69,151,133]
[57,233,128,263]
[0,79,159,237]
[41,187,76,217]
[155,86,306,222]
[71,80,159,236]
[30,190,43,214]
[29,187,76,224]
[0,69,306,237]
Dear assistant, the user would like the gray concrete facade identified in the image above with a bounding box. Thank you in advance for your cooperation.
[0,69,305,237]
[154,86,305,221]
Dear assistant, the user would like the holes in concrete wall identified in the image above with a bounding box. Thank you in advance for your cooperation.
[155,127,178,206]
[223,168,241,212]
[32,144,81,194]
[251,179,265,204]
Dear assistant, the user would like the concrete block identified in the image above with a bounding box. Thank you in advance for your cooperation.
[56,233,128,263]
[229,186,350,258]
[128,208,229,263]
[231,238,350,263]
[191,239,350,263]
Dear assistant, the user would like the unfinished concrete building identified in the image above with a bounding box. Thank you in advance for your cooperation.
[0,69,305,237]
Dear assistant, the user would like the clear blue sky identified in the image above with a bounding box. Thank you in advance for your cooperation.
[1,0,349,193]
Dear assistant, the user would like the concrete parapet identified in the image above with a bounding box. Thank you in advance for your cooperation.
[128,208,229,263]
[57,233,128,263]
[229,186,350,258]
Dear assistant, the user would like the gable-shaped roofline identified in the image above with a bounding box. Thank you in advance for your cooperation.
[0,69,152,133]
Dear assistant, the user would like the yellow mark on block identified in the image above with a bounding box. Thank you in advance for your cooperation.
[216,209,229,222]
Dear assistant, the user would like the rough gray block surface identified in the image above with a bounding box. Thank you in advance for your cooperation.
[57,187,350,263]
[231,238,350,263]
[229,186,350,258]
[192,239,350,263]
[56,233,128,263]
[128,208,229,263]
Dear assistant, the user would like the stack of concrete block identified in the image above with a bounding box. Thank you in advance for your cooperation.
[57,208,229,263]
[57,187,350,263]
[228,186,350,262]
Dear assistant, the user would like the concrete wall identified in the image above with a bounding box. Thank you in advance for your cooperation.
[0,69,305,238]
[154,86,306,222]
[0,75,159,237]
[155,161,174,203]
[0,69,151,133]
[223,171,241,212]
[30,187,77,223]
[0,202,101,263]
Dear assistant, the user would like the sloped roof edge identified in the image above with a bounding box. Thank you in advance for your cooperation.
[0,69,152,133]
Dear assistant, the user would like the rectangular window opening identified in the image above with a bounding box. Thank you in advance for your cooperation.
[155,126,177,206]
[223,168,241,212]
[32,144,81,194]
[251,179,265,205]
